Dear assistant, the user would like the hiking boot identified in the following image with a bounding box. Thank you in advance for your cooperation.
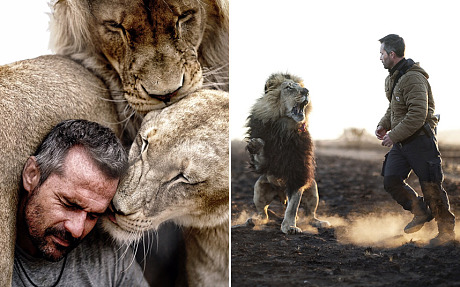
[427,231,455,247]
[404,213,433,234]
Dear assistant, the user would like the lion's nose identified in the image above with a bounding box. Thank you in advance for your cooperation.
[109,201,126,216]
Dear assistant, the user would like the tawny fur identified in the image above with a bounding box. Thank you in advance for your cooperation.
[1,1,228,284]
[101,90,229,287]
[0,55,120,286]
[50,0,229,141]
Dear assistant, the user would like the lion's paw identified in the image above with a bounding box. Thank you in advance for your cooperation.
[309,218,331,228]
[245,215,269,227]
[246,138,265,154]
[281,225,303,235]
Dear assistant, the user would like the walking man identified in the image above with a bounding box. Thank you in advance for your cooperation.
[376,34,455,246]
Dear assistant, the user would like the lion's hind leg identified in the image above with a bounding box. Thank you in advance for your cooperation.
[302,180,331,228]
[247,174,279,226]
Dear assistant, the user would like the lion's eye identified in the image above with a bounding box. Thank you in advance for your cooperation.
[104,21,124,32]
[170,173,190,184]
[175,10,195,37]
[178,10,195,23]
[141,136,149,153]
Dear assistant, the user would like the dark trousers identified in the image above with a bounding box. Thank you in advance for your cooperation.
[382,134,455,232]
[382,134,443,183]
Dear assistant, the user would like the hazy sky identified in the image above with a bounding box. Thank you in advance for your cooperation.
[230,0,460,140]
[1,1,459,141]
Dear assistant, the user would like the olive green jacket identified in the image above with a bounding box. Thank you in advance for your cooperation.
[378,62,438,143]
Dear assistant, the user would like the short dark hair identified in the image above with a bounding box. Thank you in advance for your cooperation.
[379,34,405,57]
[33,119,128,186]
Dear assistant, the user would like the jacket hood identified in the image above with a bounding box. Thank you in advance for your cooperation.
[390,58,429,79]
[408,61,429,79]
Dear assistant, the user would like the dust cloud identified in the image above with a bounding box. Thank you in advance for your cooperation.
[233,210,460,248]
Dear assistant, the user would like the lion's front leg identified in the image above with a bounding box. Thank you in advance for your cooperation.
[302,180,331,228]
[281,190,303,234]
[246,138,266,172]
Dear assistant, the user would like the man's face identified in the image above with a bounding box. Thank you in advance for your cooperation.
[380,43,394,70]
[22,146,119,261]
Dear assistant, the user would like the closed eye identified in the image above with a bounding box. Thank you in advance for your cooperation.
[141,136,149,154]
[170,173,190,184]
[178,10,195,23]
[104,20,125,32]
[175,10,196,38]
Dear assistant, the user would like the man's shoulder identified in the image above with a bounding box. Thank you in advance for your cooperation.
[400,68,428,87]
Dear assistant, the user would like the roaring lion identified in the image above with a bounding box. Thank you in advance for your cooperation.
[101,90,229,287]
[246,73,330,234]
[50,0,229,141]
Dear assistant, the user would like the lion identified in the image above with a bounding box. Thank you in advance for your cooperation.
[1,0,228,284]
[0,55,120,286]
[50,0,229,141]
[101,90,229,287]
[245,73,330,234]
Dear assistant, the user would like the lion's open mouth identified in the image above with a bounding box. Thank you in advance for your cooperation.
[292,100,307,118]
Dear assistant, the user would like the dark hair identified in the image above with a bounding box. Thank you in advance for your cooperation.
[33,119,128,186]
[379,34,405,57]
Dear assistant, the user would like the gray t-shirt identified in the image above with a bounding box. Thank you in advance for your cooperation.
[13,227,149,287]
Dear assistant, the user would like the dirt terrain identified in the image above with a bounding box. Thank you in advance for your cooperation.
[231,140,460,287]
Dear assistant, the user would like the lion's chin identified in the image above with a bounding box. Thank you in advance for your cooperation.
[289,111,305,123]
[125,93,190,114]
[100,217,142,244]
[289,102,308,122]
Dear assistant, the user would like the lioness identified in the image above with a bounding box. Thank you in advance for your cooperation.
[246,73,330,234]
[1,0,228,284]
[102,90,229,287]
[0,55,120,286]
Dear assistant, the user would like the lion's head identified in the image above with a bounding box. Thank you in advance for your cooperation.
[101,90,229,243]
[250,73,311,124]
[50,0,228,115]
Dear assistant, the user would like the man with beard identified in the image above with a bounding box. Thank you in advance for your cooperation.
[376,34,455,247]
[13,119,148,286]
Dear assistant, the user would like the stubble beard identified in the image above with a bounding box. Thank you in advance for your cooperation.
[24,187,81,262]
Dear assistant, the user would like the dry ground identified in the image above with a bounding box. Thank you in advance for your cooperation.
[231,140,460,287]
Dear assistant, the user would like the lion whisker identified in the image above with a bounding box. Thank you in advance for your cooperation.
[98,97,129,103]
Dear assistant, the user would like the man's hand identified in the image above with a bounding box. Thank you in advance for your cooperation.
[375,126,387,140]
[382,134,394,147]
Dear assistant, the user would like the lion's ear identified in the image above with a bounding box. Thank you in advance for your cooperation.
[22,156,40,194]
[264,80,275,93]
[264,83,269,93]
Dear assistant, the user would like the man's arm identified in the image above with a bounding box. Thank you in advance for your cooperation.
[377,105,392,133]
